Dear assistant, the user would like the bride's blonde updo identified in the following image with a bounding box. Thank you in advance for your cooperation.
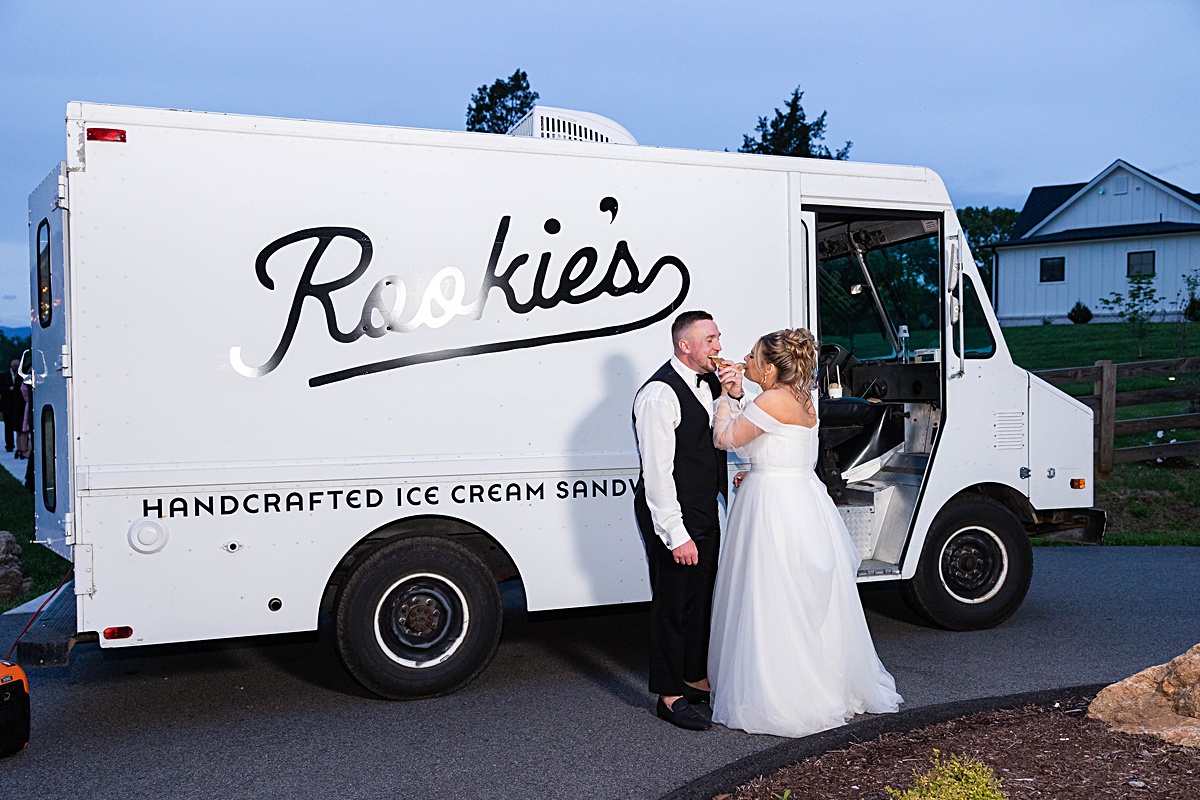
[754,328,818,395]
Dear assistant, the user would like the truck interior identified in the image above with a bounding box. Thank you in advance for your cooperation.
[813,208,947,576]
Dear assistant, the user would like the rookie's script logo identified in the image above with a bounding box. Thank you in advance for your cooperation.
[229,197,689,387]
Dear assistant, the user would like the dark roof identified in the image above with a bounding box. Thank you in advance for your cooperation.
[1124,162,1200,205]
[1009,183,1086,239]
[993,221,1200,249]
[1007,163,1200,243]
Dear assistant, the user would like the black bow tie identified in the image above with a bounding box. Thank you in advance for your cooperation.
[696,374,706,388]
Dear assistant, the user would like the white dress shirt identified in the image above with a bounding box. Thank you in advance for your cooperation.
[633,357,742,550]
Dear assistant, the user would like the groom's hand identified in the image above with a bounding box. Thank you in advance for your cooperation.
[672,540,699,566]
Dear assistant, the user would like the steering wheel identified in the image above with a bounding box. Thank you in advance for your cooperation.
[817,343,853,389]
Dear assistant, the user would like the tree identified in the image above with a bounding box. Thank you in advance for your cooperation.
[958,206,1018,291]
[1100,275,1162,358]
[1170,266,1200,357]
[0,329,30,367]
[739,86,851,160]
[465,69,539,134]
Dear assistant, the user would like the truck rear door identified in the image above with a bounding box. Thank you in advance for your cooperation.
[27,163,73,559]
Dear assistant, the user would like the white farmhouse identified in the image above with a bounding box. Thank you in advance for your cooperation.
[993,160,1200,325]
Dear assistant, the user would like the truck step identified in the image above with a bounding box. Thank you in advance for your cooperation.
[15,580,88,668]
[857,559,901,578]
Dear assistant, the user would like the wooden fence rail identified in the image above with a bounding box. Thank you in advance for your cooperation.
[1034,357,1200,475]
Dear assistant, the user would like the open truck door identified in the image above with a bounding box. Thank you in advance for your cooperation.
[28,164,74,562]
[894,228,1036,629]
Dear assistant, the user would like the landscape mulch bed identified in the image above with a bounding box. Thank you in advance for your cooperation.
[666,688,1199,800]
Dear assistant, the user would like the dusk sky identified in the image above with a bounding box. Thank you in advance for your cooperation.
[2,0,1197,327]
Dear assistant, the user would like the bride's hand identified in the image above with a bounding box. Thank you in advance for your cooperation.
[732,470,748,488]
[718,364,744,397]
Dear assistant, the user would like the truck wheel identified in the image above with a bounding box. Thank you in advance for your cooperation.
[335,536,502,699]
[900,496,1032,631]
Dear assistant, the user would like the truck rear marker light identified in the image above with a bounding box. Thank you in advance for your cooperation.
[103,626,133,640]
[86,128,126,142]
[1070,479,1086,489]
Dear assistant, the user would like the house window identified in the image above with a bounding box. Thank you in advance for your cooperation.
[1127,251,1155,277]
[1039,257,1065,283]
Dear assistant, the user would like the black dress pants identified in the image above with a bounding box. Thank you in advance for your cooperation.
[636,505,720,696]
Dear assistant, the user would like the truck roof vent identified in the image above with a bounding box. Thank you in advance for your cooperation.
[506,106,637,145]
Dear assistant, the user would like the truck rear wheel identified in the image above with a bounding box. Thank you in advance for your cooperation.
[900,496,1032,631]
[334,536,502,699]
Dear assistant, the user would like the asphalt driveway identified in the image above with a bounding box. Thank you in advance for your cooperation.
[4,546,1198,799]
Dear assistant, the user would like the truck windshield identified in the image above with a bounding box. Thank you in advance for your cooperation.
[817,215,941,361]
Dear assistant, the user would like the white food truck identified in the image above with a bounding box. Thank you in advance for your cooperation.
[23,103,1102,698]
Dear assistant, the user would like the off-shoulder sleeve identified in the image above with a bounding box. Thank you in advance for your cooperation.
[713,396,766,453]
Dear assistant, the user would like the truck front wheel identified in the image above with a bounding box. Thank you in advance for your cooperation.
[900,496,1032,630]
[335,536,502,699]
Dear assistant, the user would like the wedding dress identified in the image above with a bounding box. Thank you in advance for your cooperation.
[708,398,902,737]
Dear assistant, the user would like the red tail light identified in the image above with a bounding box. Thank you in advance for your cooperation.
[86,128,127,142]
[103,626,133,640]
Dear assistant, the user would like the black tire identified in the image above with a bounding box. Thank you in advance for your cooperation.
[334,536,502,699]
[900,495,1032,631]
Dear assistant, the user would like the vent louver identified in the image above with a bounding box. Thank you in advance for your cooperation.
[993,411,1025,450]
[506,106,638,145]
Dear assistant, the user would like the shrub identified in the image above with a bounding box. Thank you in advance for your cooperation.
[1067,300,1092,324]
[1186,296,1200,323]
[1100,274,1162,358]
[1040,316,1053,325]
[886,751,1008,800]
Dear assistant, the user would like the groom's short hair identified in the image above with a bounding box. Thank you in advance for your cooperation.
[672,310,714,346]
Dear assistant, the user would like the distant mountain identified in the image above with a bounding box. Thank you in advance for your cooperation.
[0,326,31,340]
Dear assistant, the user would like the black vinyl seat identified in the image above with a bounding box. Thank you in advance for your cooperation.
[819,396,885,428]
[817,397,904,501]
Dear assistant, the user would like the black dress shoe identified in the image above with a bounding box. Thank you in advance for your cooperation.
[656,697,712,731]
[681,684,711,705]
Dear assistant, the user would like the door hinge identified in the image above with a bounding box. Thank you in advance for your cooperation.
[74,543,96,597]
[56,174,69,210]
[1019,467,1031,479]
[63,512,75,546]
[59,345,71,378]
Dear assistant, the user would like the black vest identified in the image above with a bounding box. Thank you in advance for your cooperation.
[633,361,728,537]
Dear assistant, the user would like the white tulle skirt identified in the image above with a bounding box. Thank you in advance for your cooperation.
[708,469,902,737]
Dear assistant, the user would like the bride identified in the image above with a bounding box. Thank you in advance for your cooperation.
[708,328,902,737]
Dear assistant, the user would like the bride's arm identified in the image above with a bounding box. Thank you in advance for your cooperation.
[713,397,765,451]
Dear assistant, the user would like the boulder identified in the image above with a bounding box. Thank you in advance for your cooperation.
[0,531,32,600]
[1089,644,1200,746]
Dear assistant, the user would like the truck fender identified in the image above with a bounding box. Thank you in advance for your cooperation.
[901,480,1034,579]
[320,514,519,614]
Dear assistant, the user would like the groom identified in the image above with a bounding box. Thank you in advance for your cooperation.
[633,310,744,730]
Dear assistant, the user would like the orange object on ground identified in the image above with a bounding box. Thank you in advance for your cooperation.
[0,660,30,757]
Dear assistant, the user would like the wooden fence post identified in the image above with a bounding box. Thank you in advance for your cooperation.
[1095,359,1116,477]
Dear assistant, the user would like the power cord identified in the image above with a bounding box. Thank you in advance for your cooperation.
[5,565,74,661]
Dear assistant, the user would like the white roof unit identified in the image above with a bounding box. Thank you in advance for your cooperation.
[506,105,637,145]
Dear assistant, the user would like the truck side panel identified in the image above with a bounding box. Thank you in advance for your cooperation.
[66,111,809,643]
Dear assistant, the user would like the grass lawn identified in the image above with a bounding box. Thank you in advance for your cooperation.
[1000,319,1200,370]
[0,469,69,614]
[1003,320,1200,546]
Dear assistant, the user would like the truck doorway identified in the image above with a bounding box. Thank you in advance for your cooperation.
[812,208,944,575]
